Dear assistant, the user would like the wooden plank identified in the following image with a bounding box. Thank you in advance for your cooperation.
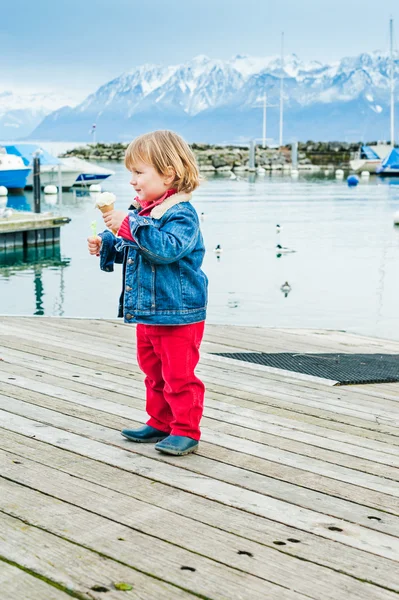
[2,317,399,599]
[0,320,360,392]
[2,344,398,458]
[198,357,399,404]
[2,337,399,448]
[4,428,399,594]
[0,481,306,600]
[2,368,399,488]
[201,329,399,355]
[1,346,398,465]
[1,320,397,414]
[204,325,399,353]
[1,411,399,561]
[2,385,398,516]
[3,336,399,451]
[3,320,398,419]
[2,455,397,600]
[0,512,193,600]
[0,214,70,235]
[196,362,399,416]
[2,334,398,430]
[0,562,73,600]
[3,316,399,354]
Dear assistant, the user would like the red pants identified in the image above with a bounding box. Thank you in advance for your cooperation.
[136,322,205,441]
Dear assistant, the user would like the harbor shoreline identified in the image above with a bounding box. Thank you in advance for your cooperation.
[61,141,371,172]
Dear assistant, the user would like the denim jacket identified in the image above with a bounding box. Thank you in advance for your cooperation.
[99,192,208,325]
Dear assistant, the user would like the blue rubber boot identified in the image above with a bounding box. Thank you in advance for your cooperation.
[121,425,169,443]
[155,435,199,456]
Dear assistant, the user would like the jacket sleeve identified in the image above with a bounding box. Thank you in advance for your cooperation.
[99,230,124,272]
[126,208,199,265]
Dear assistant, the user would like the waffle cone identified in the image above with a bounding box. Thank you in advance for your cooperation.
[98,203,114,214]
[97,203,118,234]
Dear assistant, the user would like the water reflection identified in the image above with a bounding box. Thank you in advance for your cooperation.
[0,250,70,316]
[32,262,68,317]
[377,177,399,186]
[280,281,292,298]
[0,243,69,267]
[4,192,31,212]
[33,266,44,315]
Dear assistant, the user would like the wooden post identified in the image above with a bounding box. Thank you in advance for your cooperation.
[249,140,256,171]
[58,164,63,204]
[291,141,298,169]
[262,92,267,148]
[33,156,41,214]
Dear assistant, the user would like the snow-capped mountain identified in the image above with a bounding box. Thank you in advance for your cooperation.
[0,89,77,140]
[27,52,399,142]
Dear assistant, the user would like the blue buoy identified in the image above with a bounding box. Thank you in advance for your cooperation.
[347,175,359,187]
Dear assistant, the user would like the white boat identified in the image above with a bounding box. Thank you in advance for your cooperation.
[27,163,83,189]
[349,145,382,173]
[5,144,83,190]
[0,148,31,189]
[62,157,115,186]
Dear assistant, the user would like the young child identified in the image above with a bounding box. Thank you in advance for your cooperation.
[87,130,207,456]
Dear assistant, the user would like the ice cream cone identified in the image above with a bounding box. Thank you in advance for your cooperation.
[96,192,118,234]
[98,203,114,214]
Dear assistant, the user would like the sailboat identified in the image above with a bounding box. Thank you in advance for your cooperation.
[377,147,399,175]
[350,145,383,174]
[377,18,399,176]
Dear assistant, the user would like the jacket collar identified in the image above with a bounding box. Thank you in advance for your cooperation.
[132,191,192,220]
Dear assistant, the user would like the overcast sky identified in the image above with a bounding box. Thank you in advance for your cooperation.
[2,0,399,100]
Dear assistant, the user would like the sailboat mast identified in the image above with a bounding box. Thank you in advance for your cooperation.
[390,18,395,147]
[279,32,284,147]
[262,92,267,148]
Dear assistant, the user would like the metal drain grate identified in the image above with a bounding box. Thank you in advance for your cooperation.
[212,353,399,385]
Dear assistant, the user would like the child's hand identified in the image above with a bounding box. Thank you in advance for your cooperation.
[87,236,102,256]
[102,210,127,233]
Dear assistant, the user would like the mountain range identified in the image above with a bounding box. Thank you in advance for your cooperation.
[0,90,78,140]
[3,51,399,143]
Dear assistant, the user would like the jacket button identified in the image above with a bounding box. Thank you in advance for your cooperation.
[126,313,134,320]
[127,258,134,265]
[126,285,132,291]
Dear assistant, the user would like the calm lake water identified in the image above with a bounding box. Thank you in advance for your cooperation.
[1,160,399,341]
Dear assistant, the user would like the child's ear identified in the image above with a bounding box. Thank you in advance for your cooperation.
[164,167,176,185]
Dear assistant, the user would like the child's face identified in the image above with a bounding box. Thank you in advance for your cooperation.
[129,161,172,203]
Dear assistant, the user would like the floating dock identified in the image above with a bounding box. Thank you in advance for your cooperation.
[0,318,399,599]
[0,211,71,256]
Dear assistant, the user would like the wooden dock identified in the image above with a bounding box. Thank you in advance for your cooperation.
[0,212,71,258]
[0,316,399,599]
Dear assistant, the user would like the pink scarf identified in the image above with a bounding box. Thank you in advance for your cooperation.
[117,188,178,241]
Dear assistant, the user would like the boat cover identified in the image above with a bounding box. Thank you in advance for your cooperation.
[361,145,380,160]
[5,144,61,167]
[378,148,399,171]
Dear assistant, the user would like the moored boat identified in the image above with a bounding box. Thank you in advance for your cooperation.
[62,157,115,186]
[5,144,83,190]
[349,145,382,174]
[0,147,31,190]
[376,19,398,176]
[376,148,399,176]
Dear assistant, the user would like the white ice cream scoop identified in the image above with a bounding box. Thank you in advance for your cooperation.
[95,191,116,209]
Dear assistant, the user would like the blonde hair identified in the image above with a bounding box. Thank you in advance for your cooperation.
[125,130,200,193]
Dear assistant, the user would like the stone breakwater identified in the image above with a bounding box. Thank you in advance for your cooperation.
[61,141,363,171]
